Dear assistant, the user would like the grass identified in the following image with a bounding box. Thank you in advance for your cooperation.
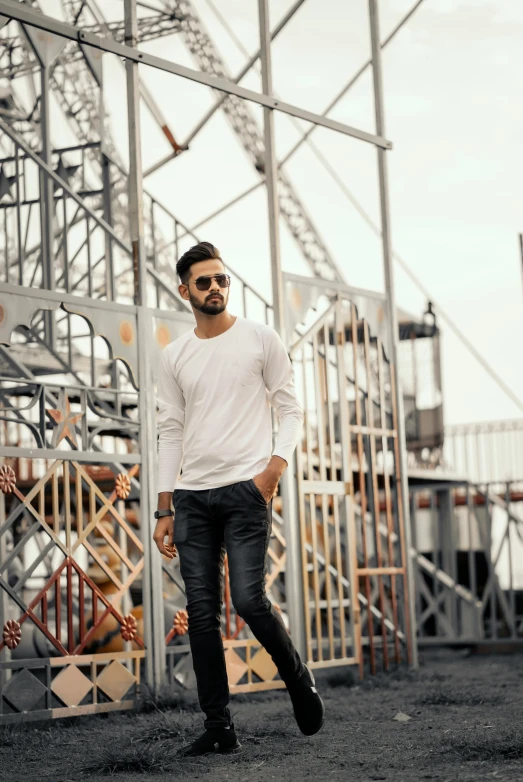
[359,666,440,691]
[0,722,59,750]
[137,681,200,714]
[2,653,522,781]
[312,662,448,691]
[130,713,187,745]
[78,743,172,776]
[445,726,523,762]
[0,723,33,748]
[416,684,501,707]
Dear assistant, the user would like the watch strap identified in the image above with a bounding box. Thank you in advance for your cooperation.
[154,509,174,519]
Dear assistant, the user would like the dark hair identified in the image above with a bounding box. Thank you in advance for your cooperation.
[176,241,223,284]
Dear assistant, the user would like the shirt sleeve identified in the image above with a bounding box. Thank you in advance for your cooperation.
[262,326,304,467]
[156,347,185,493]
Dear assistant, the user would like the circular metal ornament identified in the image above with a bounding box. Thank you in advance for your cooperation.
[173,609,189,636]
[121,614,138,641]
[115,473,131,499]
[0,464,16,494]
[3,619,21,650]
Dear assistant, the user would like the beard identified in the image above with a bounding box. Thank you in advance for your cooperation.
[189,292,227,316]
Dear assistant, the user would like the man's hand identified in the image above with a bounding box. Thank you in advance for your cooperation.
[252,456,287,503]
[153,514,177,559]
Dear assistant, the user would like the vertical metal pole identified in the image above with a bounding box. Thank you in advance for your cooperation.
[40,63,56,348]
[103,148,120,414]
[437,488,457,635]
[258,0,284,333]
[3,202,8,283]
[519,234,523,308]
[24,26,65,342]
[0,493,11,692]
[15,146,23,285]
[151,199,160,307]
[368,0,418,666]
[100,47,112,301]
[102,155,115,301]
[258,0,306,658]
[125,0,165,691]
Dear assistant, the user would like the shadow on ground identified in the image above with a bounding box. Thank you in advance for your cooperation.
[1,650,522,782]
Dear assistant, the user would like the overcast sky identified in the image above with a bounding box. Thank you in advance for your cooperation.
[40,0,523,425]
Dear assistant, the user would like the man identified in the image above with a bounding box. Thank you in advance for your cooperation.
[154,241,325,757]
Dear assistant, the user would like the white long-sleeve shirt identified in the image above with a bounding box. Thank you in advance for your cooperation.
[156,314,304,492]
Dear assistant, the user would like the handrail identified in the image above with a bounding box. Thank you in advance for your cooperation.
[0,120,272,314]
[445,418,523,435]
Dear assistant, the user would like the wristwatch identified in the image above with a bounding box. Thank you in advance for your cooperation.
[154,509,174,519]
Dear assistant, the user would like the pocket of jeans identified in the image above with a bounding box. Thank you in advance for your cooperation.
[248,478,270,506]
[172,513,187,544]
[173,488,185,509]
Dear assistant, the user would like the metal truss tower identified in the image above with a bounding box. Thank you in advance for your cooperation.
[1,0,346,285]
[0,0,432,726]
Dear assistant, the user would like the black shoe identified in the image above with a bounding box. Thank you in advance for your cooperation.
[176,722,241,757]
[287,664,325,736]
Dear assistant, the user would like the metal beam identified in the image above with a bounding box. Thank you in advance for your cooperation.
[0,1,392,150]
[283,272,387,302]
[124,0,165,692]
[519,233,523,310]
[0,344,142,490]
[83,0,185,155]
[258,0,283,362]
[0,445,140,463]
[174,0,426,246]
[144,0,308,176]
[0,281,136,314]
[368,0,418,668]
[279,0,426,169]
[0,117,132,256]
[22,23,66,349]
[258,0,306,660]
[180,180,264,236]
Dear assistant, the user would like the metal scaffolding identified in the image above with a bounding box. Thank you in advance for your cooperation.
[0,0,466,723]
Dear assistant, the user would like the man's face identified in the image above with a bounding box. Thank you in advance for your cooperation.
[181,259,229,316]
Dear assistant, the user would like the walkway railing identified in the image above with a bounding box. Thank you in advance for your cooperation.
[410,480,523,646]
[443,419,523,487]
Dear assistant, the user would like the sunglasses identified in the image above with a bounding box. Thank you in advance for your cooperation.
[188,274,231,291]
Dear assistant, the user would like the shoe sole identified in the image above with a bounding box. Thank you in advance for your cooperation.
[218,742,242,754]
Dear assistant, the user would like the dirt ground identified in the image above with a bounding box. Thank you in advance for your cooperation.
[1,649,522,782]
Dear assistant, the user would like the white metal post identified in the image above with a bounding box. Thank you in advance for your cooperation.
[519,234,523,309]
[368,0,419,667]
[124,0,166,691]
[258,0,306,658]
[23,25,66,347]
[40,63,55,349]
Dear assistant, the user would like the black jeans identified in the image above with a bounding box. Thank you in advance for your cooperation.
[172,478,304,729]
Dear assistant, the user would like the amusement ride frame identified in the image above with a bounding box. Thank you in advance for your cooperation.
[0,0,421,721]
